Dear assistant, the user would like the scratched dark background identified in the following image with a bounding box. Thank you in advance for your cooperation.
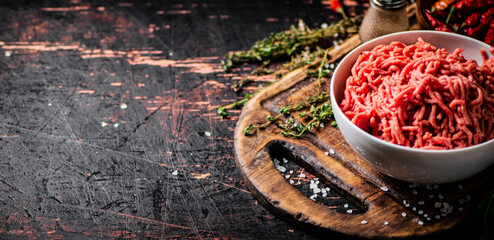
[0,0,372,239]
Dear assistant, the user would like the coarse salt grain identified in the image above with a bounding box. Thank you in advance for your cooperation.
[361,220,367,224]
[347,209,353,213]
[401,212,406,217]
[276,165,286,173]
[418,221,424,225]
[172,170,178,175]
[384,221,389,225]
[380,186,388,192]
[329,149,335,155]
[300,173,306,178]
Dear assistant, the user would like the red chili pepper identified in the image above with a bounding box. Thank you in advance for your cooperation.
[465,10,483,27]
[423,9,454,32]
[484,20,494,46]
[464,8,494,37]
[431,0,458,12]
[330,0,346,18]
[454,0,494,13]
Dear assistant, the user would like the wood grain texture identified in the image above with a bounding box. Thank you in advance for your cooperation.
[234,38,494,239]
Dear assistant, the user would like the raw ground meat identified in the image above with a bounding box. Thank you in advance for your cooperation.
[340,38,494,149]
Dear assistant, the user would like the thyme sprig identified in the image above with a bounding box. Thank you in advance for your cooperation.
[244,54,336,138]
[219,17,361,137]
[222,17,361,71]
[217,93,253,118]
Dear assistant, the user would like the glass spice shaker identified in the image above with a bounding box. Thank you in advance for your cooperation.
[358,0,409,43]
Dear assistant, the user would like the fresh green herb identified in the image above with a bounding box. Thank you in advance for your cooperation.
[222,17,361,71]
[217,93,253,118]
[220,17,360,138]
[243,59,337,138]
[217,106,229,118]
[244,124,254,136]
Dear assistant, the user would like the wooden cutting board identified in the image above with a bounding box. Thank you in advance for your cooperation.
[233,35,494,239]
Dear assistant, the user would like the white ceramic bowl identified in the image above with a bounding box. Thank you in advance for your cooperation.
[330,30,494,183]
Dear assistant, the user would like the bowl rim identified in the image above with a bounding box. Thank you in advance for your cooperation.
[330,30,494,154]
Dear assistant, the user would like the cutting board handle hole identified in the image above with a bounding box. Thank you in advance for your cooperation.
[267,140,366,214]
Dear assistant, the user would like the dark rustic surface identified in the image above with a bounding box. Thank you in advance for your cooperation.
[0,0,490,239]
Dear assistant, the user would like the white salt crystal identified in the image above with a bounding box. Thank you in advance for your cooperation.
[276,165,286,173]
